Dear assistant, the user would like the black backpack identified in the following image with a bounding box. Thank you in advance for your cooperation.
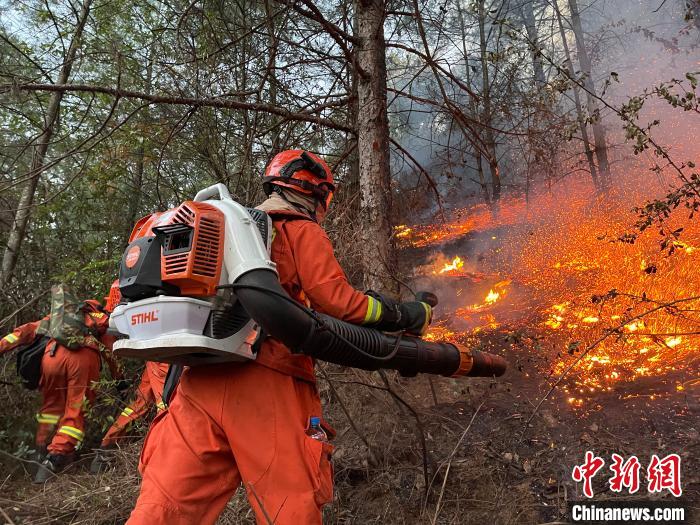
[16,336,50,390]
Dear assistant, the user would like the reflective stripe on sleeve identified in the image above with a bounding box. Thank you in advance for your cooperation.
[120,407,134,417]
[57,425,84,442]
[36,413,60,425]
[362,296,382,325]
[3,333,18,344]
[420,302,432,334]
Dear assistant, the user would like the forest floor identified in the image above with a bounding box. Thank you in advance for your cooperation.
[1,346,697,524]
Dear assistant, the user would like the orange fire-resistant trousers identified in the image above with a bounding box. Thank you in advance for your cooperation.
[39,343,101,455]
[126,361,333,525]
[100,362,168,447]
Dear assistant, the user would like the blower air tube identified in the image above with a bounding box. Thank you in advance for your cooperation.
[234,269,506,378]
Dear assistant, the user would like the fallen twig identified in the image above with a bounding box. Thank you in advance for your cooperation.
[246,482,275,525]
[318,367,379,466]
[0,448,44,469]
[0,505,16,525]
[428,401,484,524]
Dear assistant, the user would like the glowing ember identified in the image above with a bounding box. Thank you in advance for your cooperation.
[458,280,510,313]
[479,314,499,330]
[625,321,644,332]
[395,225,413,239]
[665,336,682,348]
[402,179,700,405]
[672,241,696,254]
[545,316,563,329]
[424,322,458,342]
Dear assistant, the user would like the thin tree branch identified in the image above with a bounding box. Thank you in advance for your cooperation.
[1,83,355,133]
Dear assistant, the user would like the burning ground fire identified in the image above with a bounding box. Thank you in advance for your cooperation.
[405,183,700,407]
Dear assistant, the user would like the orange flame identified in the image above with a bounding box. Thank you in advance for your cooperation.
[403,179,700,405]
[437,256,464,274]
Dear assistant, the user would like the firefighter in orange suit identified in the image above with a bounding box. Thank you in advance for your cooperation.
[90,361,169,473]
[91,281,171,473]
[0,300,120,483]
[127,150,432,525]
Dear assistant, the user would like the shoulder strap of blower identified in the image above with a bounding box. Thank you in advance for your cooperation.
[264,208,314,243]
[162,364,184,405]
[246,208,314,356]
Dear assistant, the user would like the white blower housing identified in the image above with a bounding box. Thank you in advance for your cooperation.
[111,184,276,365]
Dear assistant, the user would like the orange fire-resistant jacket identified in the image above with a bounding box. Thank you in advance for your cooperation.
[0,310,118,454]
[254,208,380,382]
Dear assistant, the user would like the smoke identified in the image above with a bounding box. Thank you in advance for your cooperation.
[393,1,700,399]
[388,0,700,222]
[404,173,689,331]
[586,0,700,167]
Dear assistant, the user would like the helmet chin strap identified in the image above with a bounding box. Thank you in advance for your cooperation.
[273,187,320,223]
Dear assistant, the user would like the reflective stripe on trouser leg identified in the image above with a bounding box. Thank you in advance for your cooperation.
[420,302,432,334]
[36,413,61,446]
[57,425,84,443]
[36,413,60,425]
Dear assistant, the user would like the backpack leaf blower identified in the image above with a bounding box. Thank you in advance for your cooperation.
[110,184,506,378]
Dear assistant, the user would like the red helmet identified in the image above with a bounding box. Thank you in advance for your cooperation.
[104,279,122,313]
[263,150,335,209]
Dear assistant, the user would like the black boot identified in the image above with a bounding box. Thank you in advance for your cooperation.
[33,453,76,484]
[90,446,117,474]
[28,446,47,476]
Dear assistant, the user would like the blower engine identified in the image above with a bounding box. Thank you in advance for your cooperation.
[110,184,507,378]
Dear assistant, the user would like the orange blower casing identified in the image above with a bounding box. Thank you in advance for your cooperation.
[128,202,225,297]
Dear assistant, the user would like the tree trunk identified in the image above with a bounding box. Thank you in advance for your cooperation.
[520,1,546,86]
[554,0,600,191]
[567,0,611,189]
[478,0,501,201]
[0,0,93,289]
[456,0,490,203]
[354,0,396,293]
[124,44,155,240]
[521,0,558,185]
